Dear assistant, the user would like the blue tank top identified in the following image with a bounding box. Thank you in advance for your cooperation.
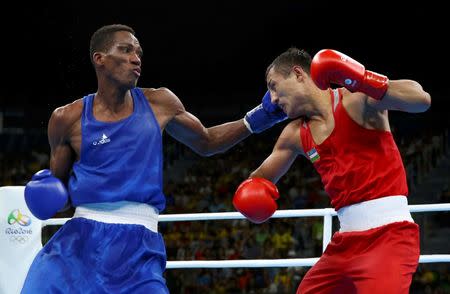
[68,88,165,212]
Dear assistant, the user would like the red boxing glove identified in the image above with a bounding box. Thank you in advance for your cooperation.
[310,49,389,100]
[233,177,280,224]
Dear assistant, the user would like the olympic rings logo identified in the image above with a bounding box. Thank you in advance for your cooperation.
[9,235,29,244]
[7,209,31,226]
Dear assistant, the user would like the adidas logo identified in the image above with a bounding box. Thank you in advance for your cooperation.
[92,133,111,146]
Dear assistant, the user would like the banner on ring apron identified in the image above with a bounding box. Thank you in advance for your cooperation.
[0,186,42,294]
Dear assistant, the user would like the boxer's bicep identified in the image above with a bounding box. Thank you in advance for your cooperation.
[48,108,74,183]
[167,109,251,156]
[166,109,206,142]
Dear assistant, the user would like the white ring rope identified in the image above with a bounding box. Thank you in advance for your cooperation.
[167,255,450,269]
[42,203,450,268]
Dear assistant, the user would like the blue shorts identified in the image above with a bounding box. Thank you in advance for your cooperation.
[21,218,169,294]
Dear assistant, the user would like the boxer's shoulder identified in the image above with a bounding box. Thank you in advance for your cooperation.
[142,87,179,102]
[50,99,83,131]
[142,87,184,114]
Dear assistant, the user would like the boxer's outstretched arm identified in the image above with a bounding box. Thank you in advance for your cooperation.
[163,89,284,156]
[166,108,251,156]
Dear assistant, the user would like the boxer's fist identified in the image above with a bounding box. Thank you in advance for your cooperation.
[233,177,279,224]
[310,49,389,100]
[244,91,287,133]
[25,169,69,220]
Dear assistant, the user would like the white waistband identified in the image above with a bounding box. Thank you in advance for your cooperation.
[337,196,414,232]
[73,201,159,233]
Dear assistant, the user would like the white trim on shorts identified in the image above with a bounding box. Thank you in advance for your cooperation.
[337,195,414,232]
[73,201,159,233]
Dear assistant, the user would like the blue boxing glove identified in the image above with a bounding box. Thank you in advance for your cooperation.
[243,91,288,133]
[24,169,69,220]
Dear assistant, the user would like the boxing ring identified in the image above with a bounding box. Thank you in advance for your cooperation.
[1,185,449,293]
[43,203,450,268]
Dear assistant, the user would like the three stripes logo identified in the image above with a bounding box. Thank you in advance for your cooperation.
[92,133,111,146]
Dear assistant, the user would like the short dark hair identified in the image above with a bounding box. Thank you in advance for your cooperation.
[266,47,312,78]
[89,24,135,64]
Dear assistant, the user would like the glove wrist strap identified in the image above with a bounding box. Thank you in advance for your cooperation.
[242,117,254,133]
[360,71,389,100]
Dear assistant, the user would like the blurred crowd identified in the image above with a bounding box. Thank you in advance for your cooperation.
[1,125,449,293]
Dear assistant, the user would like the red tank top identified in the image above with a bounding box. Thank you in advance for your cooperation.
[300,89,408,210]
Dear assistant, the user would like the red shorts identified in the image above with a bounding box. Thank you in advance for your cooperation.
[297,221,420,294]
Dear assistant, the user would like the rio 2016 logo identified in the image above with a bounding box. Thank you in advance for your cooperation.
[7,209,32,226]
[5,209,33,244]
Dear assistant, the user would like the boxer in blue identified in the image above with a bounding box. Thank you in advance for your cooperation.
[21,24,286,293]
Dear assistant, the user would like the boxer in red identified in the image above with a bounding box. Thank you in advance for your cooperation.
[233,48,431,293]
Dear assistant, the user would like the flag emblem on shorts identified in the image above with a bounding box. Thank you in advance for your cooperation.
[307,148,320,163]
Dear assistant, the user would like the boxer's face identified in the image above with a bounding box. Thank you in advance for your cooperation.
[266,67,306,118]
[99,31,143,88]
